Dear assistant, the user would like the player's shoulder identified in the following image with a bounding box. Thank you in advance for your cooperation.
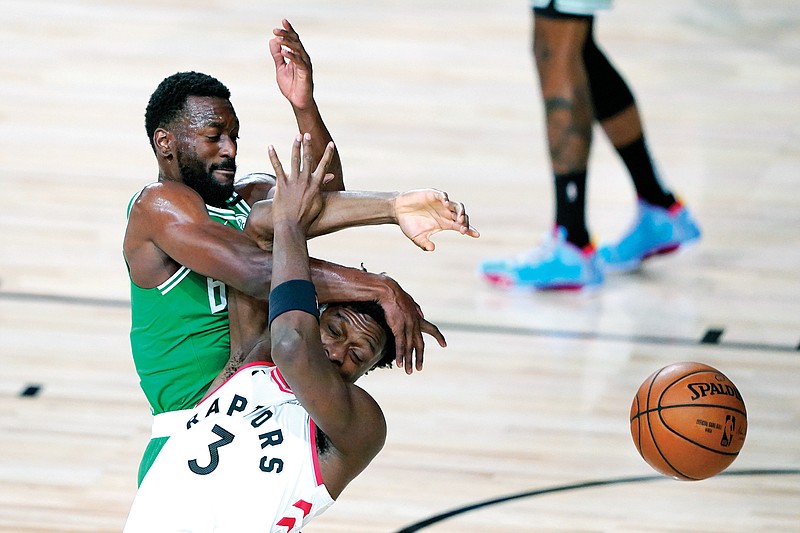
[137,181,204,206]
[235,172,276,204]
[138,180,200,198]
[129,181,206,220]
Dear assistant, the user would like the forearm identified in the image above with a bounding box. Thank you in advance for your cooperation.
[310,258,389,305]
[293,102,343,190]
[314,191,398,233]
[245,191,399,242]
[228,243,387,306]
[273,222,312,286]
[269,222,329,405]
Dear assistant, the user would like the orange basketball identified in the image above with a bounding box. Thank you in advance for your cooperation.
[629,361,747,481]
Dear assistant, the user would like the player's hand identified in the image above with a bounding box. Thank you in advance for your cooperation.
[376,275,447,374]
[394,189,480,251]
[269,19,314,111]
[268,133,334,230]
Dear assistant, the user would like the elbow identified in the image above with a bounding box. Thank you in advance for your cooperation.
[270,327,307,367]
[240,278,270,299]
[270,313,322,369]
[232,261,272,299]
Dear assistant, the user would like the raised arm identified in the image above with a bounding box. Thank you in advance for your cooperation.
[268,133,384,496]
[270,19,343,191]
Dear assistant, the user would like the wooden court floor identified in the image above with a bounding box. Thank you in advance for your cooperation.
[1,0,799,531]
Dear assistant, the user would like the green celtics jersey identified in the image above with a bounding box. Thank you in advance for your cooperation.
[127,190,251,415]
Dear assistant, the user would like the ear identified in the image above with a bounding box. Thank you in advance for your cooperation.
[153,128,174,160]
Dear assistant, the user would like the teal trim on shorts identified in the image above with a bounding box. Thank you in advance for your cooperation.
[531,0,612,16]
[137,436,169,487]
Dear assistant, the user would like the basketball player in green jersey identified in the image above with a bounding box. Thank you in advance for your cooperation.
[125,20,478,484]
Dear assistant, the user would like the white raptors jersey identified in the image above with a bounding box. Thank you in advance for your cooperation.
[124,362,334,533]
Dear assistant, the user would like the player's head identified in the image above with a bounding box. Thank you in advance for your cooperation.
[319,301,395,383]
[145,71,239,208]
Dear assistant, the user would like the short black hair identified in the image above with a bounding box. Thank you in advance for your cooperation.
[145,71,231,150]
[322,301,395,370]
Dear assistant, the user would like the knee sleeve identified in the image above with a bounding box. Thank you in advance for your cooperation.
[583,30,635,121]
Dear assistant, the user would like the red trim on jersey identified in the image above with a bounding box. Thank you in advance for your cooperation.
[270,366,293,394]
[309,418,325,486]
[275,499,314,532]
[276,516,296,530]
[196,361,276,404]
[294,499,313,517]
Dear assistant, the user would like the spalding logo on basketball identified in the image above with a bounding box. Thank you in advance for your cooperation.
[629,361,747,481]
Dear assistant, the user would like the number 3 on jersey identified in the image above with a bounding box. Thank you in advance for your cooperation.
[189,424,235,475]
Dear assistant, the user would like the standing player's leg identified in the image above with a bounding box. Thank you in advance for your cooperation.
[479,2,602,290]
[582,22,701,271]
[534,11,594,251]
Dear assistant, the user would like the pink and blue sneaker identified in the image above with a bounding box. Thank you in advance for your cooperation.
[479,226,604,290]
[598,199,701,272]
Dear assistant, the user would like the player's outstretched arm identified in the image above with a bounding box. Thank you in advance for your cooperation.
[244,186,479,252]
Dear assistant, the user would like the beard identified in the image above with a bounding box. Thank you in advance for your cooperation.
[178,152,236,208]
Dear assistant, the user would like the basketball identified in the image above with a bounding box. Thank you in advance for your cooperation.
[629,361,747,481]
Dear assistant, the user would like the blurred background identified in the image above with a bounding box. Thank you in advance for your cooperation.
[1,1,798,531]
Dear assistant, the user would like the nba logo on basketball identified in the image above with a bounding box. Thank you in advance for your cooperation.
[720,414,736,447]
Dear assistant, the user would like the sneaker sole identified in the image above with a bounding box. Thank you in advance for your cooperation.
[482,273,515,288]
[482,272,598,291]
[602,237,699,273]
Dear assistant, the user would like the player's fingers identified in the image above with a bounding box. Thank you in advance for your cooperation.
[403,320,419,375]
[302,133,314,178]
[450,202,480,237]
[280,19,297,37]
[421,319,447,348]
[404,342,415,374]
[393,327,407,371]
[277,43,305,63]
[276,21,310,61]
[409,328,424,374]
[414,236,435,252]
[290,134,302,179]
[269,39,285,68]
[459,206,471,234]
[404,304,425,374]
[453,201,464,220]
[313,142,335,179]
[279,48,299,67]
[267,145,285,179]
